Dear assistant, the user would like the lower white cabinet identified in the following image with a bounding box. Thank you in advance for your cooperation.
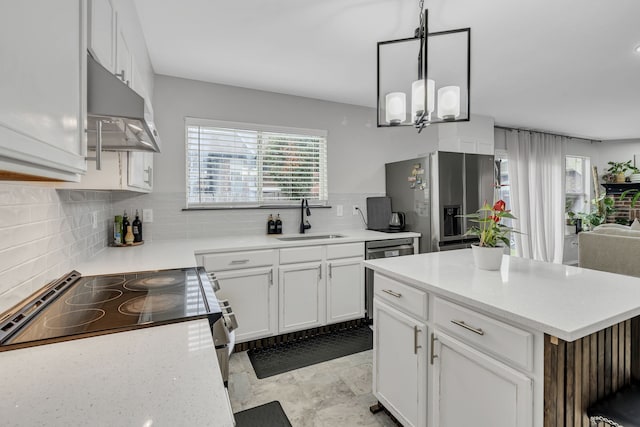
[214,266,277,343]
[326,257,364,323]
[431,332,533,427]
[278,261,325,333]
[373,300,427,427]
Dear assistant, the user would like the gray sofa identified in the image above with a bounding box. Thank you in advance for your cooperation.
[578,224,640,277]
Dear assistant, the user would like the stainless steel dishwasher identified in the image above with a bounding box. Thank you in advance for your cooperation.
[364,238,415,322]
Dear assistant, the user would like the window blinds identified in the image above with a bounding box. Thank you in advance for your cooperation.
[186,119,328,207]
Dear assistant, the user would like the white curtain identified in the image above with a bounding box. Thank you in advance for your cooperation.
[506,130,566,263]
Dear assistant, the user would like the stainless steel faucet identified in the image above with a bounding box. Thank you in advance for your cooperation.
[299,198,311,233]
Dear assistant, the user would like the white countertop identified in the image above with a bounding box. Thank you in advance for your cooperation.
[364,249,640,341]
[77,229,420,275]
[1,320,234,427]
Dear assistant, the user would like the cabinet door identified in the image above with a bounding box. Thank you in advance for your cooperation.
[0,0,86,181]
[215,266,277,343]
[87,0,115,72]
[115,14,132,87]
[373,300,427,427]
[279,262,324,333]
[431,332,533,427]
[326,257,364,323]
[127,152,153,191]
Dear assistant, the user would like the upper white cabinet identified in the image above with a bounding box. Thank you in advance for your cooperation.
[127,152,153,191]
[115,17,133,88]
[0,0,87,181]
[87,0,115,72]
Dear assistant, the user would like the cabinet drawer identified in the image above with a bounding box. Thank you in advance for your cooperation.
[202,249,276,272]
[374,273,427,320]
[433,297,533,371]
[280,246,322,264]
[326,242,363,259]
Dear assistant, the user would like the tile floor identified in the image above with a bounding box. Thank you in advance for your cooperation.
[228,349,398,427]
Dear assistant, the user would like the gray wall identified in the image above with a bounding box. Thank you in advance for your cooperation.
[113,75,440,239]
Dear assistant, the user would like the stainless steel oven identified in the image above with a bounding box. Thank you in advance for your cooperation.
[364,238,415,322]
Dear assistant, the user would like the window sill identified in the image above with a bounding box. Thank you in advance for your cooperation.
[182,205,332,211]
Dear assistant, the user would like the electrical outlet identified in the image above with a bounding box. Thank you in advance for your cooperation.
[91,211,98,229]
[143,209,153,223]
[352,205,359,216]
[336,205,343,217]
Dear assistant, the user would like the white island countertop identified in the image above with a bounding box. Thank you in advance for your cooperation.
[77,229,420,275]
[364,249,640,342]
[1,320,234,427]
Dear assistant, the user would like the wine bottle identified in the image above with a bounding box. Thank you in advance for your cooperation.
[122,210,130,244]
[132,210,143,243]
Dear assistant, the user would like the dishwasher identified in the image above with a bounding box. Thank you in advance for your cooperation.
[364,238,415,323]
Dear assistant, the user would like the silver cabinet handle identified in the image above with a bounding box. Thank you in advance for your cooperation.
[115,70,126,82]
[414,325,422,354]
[451,319,485,336]
[382,289,401,298]
[230,259,249,265]
[318,266,322,280]
[269,269,273,286]
[430,333,438,364]
[144,166,152,186]
[328,263,332,278]
[85,119,103,170]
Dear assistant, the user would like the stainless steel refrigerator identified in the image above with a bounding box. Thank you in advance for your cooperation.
[385,151,495,253]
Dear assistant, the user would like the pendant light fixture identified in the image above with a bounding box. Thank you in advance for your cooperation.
[376,0,471,132]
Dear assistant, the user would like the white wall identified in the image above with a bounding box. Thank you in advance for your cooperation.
[0,184,111,313]
[112,75,442,240]
[595,139,640,175]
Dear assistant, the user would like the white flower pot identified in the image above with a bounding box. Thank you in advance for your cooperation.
[471,244,505,271]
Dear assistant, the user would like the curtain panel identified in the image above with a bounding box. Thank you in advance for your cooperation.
[506,130,566,263]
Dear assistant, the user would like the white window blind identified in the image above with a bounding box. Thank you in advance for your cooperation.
[186,118,328,208]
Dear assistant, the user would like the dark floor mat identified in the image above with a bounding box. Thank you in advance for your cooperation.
[248,326,373,379]
[234,401,292,427]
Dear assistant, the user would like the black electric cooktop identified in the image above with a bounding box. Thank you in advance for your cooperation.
[0,267,221,351]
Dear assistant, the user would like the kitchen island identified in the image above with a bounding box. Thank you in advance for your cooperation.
[364,249,640,427]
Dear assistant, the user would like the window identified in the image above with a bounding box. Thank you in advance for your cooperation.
[186,118,328,208]
[565,155,591,219]
[495,150,515,251]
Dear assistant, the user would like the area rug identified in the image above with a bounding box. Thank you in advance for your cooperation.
[248,325,373,379]
[234,401,292,427]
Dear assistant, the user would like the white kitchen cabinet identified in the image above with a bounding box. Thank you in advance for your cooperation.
[214,266,277,343]
[127,152,153,191]
[431,332,533,427]
[115,14,133,88]
[56,151,153,192]
[373,300,427,427]
[326,257,364,323]
[278,261,325,333]
[0,0,87,181]
[87,0,115,72]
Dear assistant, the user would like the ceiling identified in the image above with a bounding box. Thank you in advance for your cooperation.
[134,0,640,141]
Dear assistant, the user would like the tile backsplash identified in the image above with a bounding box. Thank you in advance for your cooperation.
[111,192,383,241]
[0,184,111,313]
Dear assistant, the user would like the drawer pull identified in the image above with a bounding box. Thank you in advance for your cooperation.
[382,289,402,298]
[414,325,422,354]
[230,259,250,265]
[430,333,438,364]
[451,319,485,336]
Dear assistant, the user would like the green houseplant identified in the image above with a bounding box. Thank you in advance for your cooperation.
[607,160,633,183]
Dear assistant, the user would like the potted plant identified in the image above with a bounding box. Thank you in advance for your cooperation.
[607,160,633,183]
[461,200,518,270]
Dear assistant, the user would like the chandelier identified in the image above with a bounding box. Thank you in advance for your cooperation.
[377,0,471,132]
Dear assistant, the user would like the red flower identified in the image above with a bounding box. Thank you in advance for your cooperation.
[493,200,506,212]
[489,215,500,223]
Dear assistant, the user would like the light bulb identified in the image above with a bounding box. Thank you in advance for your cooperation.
[411,79,435,122]
[437,86,461,120]
[385,92,406,125]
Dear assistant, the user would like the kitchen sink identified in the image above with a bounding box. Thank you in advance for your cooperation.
[277,234,345,241]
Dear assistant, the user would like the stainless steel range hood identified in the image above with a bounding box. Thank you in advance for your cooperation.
[87,55,160,153]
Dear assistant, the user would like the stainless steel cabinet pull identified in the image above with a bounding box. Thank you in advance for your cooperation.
[328,263,332,278]
[269,270,273,286]
[414,326,422,354]
[318,266,322,280]
[85,120,103,170]
[451,319,485,336]
[230,259,249,265]
[144,166,152,186]
[382,289,401,298]
[115,70,126,81]
[430,333,438,365]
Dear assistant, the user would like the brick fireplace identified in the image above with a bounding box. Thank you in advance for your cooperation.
[603,183,640,224]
